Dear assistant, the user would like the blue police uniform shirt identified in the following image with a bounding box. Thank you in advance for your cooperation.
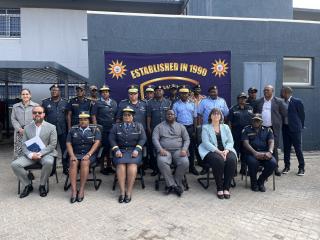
[42,97,68,135]
[117,99,147,129]
[91,97,117,132]
[172,99,197,126]
[66,97,92,126]
[197,96,229,124]
[147,98,171,129]
[241,125,274,152]
[66,125,102,161]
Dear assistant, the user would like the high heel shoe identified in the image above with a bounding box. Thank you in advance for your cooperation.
[118,195,125,203]
[124,195,131,203]
[70,191,77,204]
[77,191,84,202]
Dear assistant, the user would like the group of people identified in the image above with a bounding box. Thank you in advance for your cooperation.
[10,82,305,202]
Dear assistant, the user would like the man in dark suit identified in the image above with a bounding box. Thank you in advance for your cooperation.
[254,85,287,176]
[281,86,305,176]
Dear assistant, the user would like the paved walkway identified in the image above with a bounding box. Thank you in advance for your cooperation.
[0,145,319,240]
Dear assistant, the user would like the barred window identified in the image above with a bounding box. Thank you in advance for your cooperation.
[0,9,21,38]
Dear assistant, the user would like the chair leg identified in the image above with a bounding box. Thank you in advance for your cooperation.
[273,171,276,191]
[92,167,102,190]
[197,171,211,189]
[112,173,117,191]
[55,171,59,184]
[183,175,189,191]
[139,167,145,189]
[46,178,50,193]
[18,180,20,195]
[245,165,248,188]
[64,174,70,191]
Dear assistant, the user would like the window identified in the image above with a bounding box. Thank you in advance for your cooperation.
[0,8,21,38]
[283,58,312,86]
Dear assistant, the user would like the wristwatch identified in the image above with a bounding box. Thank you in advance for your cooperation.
[268,150,273,154]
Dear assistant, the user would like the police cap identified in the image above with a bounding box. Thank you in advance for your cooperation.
[237,92,247,99]
[128,84,139,94]
[99,85,110,92]
[252,113,263,121]
[79,111,90,119]
[122,106,135,114]
[208,85,218,92]
[248,87,258,93]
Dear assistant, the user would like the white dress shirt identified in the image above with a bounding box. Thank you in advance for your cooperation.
[27,122,43,159]
[262,98,272,127]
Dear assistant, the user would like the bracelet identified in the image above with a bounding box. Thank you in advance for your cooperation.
[86,153,92,157]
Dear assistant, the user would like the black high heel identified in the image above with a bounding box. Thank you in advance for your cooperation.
[118,195,125,203]
[124,195,131,203]
[70,191,77,204]
[77,191,84,202]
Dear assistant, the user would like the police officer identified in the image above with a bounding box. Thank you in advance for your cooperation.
[66,111,101,203]
[247,87,258,108]
[198,85,229,125]
[144,85,155,101]
[241,114,277,192]
[172,86,199,175]
[117,85,147,130]
[147,85,171,176]
[229,92,254,174]
[109,106,146,203]
[168,84,179,103]
[67,85,91,129]
[88,85,99,104]
[91,84,117,175]
[42,84,69,175]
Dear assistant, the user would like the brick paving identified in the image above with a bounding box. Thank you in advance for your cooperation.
[0,145,319,240]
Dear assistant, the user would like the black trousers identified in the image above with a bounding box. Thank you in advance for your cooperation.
[282,124,305,169]
[184,125,197,168]
[231,127,245,164]
[203,151,237,191]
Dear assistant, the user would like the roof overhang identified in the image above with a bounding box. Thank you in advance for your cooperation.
[0,61,87,84]
[0,0,188,15]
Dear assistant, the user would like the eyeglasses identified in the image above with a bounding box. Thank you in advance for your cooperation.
[33,111,43,115]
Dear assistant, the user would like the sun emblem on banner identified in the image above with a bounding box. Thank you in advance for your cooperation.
[211,59,229,78]
[108,60,127,79]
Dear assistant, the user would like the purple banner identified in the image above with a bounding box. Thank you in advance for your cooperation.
[104,51,231,105]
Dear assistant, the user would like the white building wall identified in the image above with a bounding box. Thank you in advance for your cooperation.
[0,8,88,103]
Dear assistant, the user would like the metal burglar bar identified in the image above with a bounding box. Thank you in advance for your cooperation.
[0,8,21,38]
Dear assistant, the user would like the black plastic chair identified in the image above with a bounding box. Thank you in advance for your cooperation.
[63,148,103,191]
[18,156,59,194]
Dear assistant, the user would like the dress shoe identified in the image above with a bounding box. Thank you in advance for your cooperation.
[223,190,231,199]
[70,195,77,204]
[173,186,183,197]
[124,195,131,203]
[165,186,174,195]
[274,168,281,176]
[258,183,266,192]
[199,168,208,175]
[251,184,259,192]
[39,185,47,197]
[19,184,33,198]
[77,192,84,202]
[189,166,199,176]
[150,170,158,176]
[216,191,224,199]
[282,166,290,174]
[118,195,125,203]
[28,171,35,180]
[297,168,305,176]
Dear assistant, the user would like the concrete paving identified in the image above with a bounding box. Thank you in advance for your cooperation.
[0,145,319,240]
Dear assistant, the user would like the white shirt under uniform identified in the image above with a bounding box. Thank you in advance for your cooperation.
[262,98,272,127]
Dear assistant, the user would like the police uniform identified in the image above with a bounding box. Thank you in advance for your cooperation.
[147,90,171,129]
[172,86,198,174]
[144,85,155,101]
[247,87,258,109]
[109,108,147,165]
[66,123,102,163]
[67,95,92,127]
[241,124,277,189]
[42,92,69,170]
[117,85,147,130]
[229,93,254,169]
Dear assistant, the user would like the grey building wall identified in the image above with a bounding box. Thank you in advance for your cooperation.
[88,13,320,150]
[187,0,293,19]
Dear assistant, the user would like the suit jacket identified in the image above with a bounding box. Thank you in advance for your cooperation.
[198,124,237,160]
[287,97,305,132]
[254,97,287,142]
[22,120,58,157]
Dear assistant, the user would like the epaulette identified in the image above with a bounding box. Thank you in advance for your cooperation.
[120,99,129,102]
[71,125,79,129]
[267,127,273,133]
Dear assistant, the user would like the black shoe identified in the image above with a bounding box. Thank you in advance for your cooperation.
[223,190,231,199]
[274,168,281,176]
[151,170,158,176]
[77,192,84,202]
[118,195,125,203]
[189,166,199,176]
[70,192,77,204]
[239,168,246,175]
[39,185,47,197]
[258,182,266,192]
[173,186,183,197]
[63,167,69,176]
[19,184,33,198]
[297,168,305,176]
[282,167,290,174]
[199,168,208,175]
[251,184,259,192]
[217,192,224,199]
[27,171,35,180]
[124,195,131,203]
[165,186,174,195]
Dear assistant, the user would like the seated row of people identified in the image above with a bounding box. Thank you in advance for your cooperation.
[11,105,276,203]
